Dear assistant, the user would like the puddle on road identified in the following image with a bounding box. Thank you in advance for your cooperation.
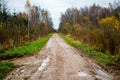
[97,70,110,77]
[89,63,113,80]
[96,70,113,80]
[76,71,95,80]
[76,70,113,80]
[38,56,50,72]
[77,71,89,77]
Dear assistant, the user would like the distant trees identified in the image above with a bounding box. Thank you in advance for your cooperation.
[24,0,53,40]
[59,3,120,56]
[113,0,120,21]
[59,4,111,30]
[0,0,53,50]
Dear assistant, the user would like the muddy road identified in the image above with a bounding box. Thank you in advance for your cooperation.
[4,34,114,80]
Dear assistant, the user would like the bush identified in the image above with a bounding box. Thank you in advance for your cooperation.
[0,34,52,60]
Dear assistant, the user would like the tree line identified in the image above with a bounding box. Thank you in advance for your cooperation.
[59,1,120,57]
[0,0,54,51]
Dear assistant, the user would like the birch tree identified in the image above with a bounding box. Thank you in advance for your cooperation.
[25,0,31,41]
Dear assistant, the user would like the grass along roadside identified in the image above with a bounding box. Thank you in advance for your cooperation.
[59,33,119,66]
[0,61,14,79]
[0,33,52,79]
[0,33,53,60]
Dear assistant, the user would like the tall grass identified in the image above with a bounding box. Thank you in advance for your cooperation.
[0,61,14,79]
[60,33,120,66]
[0,34,53,60]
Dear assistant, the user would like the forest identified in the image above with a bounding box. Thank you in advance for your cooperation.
[0,0,120,79]
[59,1,120,62]
[0,0,54,78]
[0,0,54,51]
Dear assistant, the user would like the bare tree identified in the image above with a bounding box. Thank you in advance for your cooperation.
[25,0,31,41]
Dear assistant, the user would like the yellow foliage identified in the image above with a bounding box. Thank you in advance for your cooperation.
[64,22,70,27]
[73,23,80,30]
[99,16,120,29]
[83,16,91,24]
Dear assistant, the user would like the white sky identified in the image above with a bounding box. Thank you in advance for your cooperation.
[7,0,115,29]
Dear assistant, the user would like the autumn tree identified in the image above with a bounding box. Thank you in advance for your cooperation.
[113,0,120,21]
[59,3,120,55]
[0,0,53,50]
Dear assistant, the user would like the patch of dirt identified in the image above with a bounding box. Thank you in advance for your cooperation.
[4,34,118,80]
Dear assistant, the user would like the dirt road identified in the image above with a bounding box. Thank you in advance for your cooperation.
[4,34,113,80]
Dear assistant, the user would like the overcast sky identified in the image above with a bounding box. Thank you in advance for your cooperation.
[7,0,115,29]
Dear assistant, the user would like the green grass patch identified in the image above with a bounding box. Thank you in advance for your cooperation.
[59,33,118,65]
[0,61,14,79]
[0,34,53,60]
